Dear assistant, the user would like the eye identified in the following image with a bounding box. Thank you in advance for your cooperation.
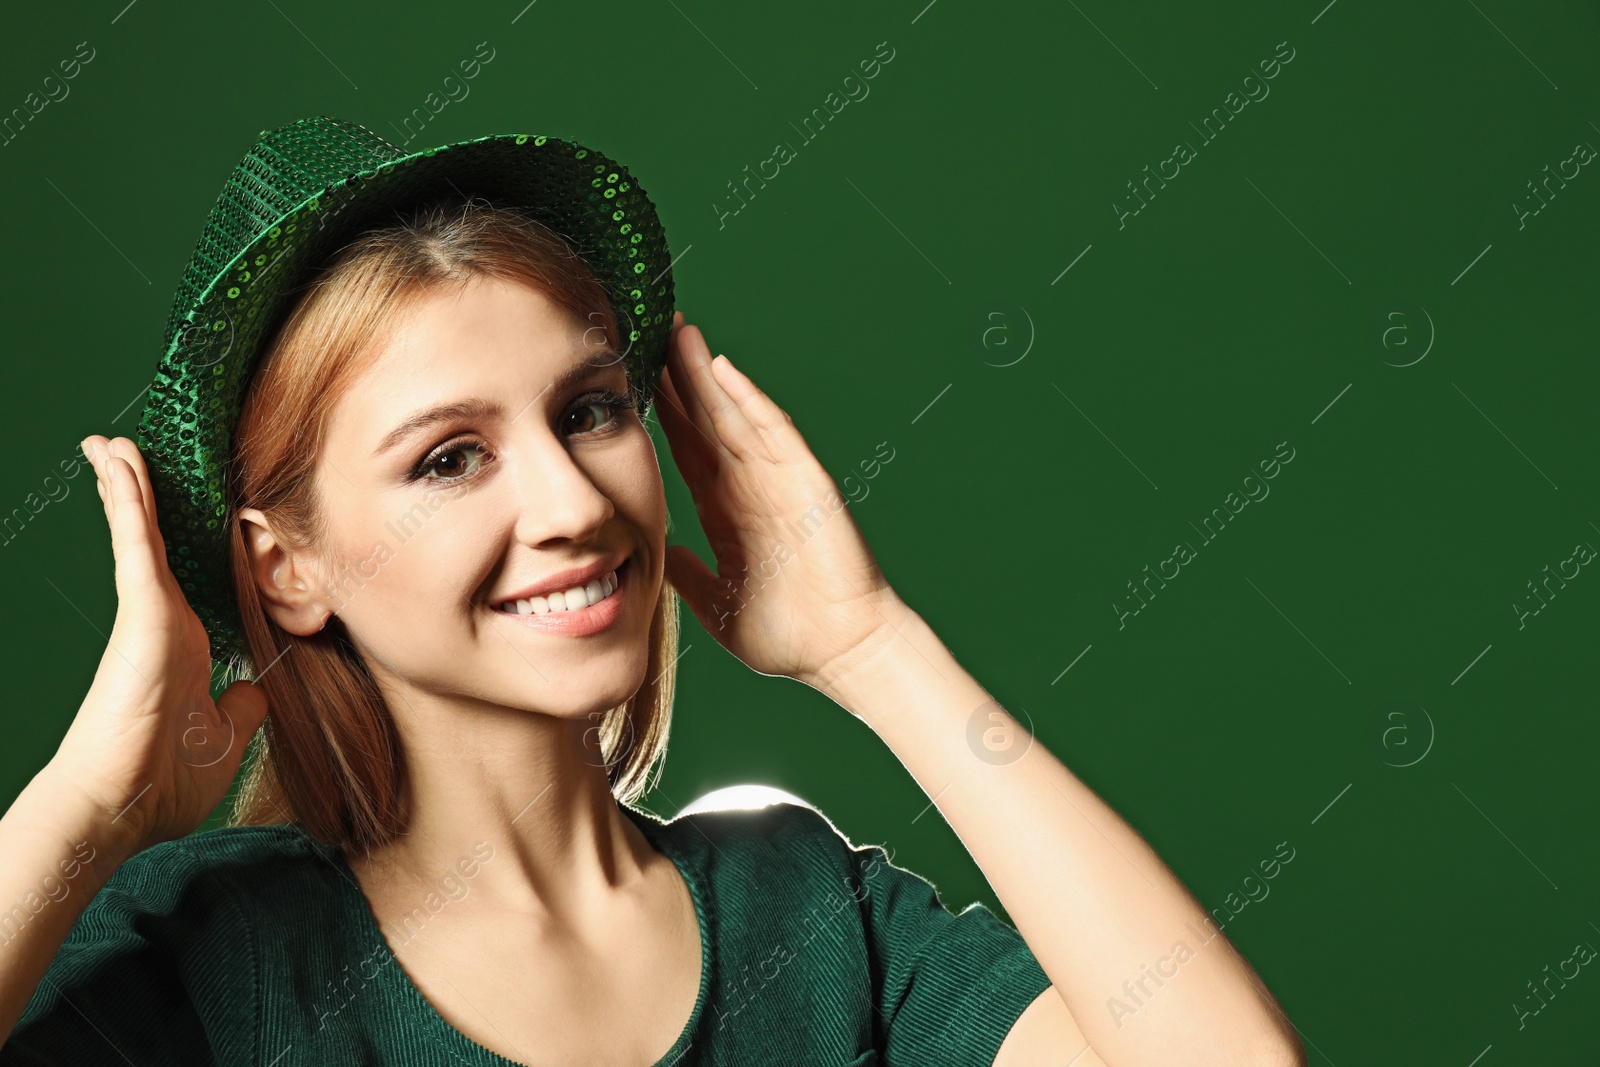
[411,438,489,482]
[564,389,634,437]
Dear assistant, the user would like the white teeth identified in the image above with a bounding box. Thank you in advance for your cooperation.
[497,565,623,615]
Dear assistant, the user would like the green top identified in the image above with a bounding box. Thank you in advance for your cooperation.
[3,801,1052,1065]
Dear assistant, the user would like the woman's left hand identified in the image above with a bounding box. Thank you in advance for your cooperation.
[654,311,905,694]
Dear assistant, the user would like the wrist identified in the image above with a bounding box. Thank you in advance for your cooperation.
[31,760,149,870]
[804,596,932,715]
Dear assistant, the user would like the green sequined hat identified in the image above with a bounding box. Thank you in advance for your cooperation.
[136,115,677,668]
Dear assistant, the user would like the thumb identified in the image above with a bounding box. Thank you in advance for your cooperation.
[215,679,271,745]
[664,544,739,639]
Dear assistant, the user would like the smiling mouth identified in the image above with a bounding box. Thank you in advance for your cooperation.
[493,557,629,616]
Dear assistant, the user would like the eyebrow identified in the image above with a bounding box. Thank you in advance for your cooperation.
[371,347,626,458]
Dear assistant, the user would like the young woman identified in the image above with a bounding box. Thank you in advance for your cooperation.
[0,118,1304,1066]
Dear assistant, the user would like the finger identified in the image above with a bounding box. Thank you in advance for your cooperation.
[663,543,737,638]
[669,323,761,459]
[677,324,760,449]
[657,360,738,487]
[666,309,686,362]
[100,438,178,601]
[84,436,114,518]
[109,438,167,558]
[659,323,721,455]
[104,454,168,602]
[707,354,805,463]
[655,364,724,485]
[666,310,687,366]
[216,679,271,742]
[84,439,113,518]
[91,453,108,508]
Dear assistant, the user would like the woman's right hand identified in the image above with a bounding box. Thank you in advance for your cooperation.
[47,435,271,859]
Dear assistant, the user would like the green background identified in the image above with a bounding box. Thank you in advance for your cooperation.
[4,0,1598,1060]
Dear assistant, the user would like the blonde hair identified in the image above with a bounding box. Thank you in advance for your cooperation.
[221,198,678,851]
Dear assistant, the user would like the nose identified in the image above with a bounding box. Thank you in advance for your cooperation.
[508,429,615,547]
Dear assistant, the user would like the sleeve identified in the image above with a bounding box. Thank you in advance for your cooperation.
[0,840,257,1066]
[777,802,1055,1067]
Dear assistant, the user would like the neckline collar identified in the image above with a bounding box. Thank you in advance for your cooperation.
[324,802,711,1066]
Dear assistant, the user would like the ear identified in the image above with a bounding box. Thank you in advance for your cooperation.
[237,506,333,637]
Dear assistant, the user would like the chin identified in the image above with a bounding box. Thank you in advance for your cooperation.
[495,651,650,720]
[545,691,639,721]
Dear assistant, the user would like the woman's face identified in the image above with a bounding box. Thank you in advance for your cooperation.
[304,273,667,721]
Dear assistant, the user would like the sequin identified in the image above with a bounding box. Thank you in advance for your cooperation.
[133,115,677,667]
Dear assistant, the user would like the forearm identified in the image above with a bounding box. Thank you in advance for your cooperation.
[0,763,137,1048]
[808,602,1303,1067]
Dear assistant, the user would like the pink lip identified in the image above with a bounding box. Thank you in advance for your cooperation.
[492,557,630,637]
[493,551,631,606]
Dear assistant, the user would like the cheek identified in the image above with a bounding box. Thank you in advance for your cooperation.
[609,435,668,540]
[323,490,470,618]
[323,533,402,616]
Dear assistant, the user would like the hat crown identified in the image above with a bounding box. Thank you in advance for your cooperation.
[161,116,403,355]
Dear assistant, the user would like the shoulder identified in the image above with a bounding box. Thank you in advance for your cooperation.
[108,822,327,891]
[79,822,339,938]
[666,797,843,842]
[649,798,882,870]
[35,824,343,1012]
[641,798,906,915]
[8,825,325,1060]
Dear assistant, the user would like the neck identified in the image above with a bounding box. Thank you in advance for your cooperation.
[342,683,654,932]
